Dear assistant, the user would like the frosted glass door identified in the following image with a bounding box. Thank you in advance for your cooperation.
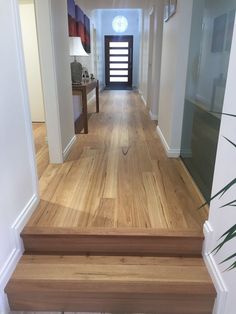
[180,0,235,200]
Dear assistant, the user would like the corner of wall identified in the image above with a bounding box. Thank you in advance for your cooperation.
[156,126,180,158]
[203,221,228,314]
[63,135,77,161]
[139,89,147,107]
[0,194,39,312]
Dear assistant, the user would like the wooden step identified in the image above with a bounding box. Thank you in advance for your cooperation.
[6,255,216,314]
[22,227,204,256]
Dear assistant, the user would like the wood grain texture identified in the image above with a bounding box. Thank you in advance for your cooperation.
[22,227,204,256]
[26,91,209,255]
[6,255,216,313]
[32,123,49,178]
[29,91,208,230]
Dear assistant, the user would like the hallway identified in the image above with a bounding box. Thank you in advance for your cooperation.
[28,90,208,231]
[7,91,215,313]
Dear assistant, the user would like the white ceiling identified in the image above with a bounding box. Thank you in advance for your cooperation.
[77,0,156,10]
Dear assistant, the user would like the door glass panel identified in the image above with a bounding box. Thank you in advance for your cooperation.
[110,63,128,69]
[110,42,129,48]
[105,35,133,88]
[180,1,235,200]
[110,70,128,75]
[110,56,129,62]
[110,77,128,82]
[109,49,129,55]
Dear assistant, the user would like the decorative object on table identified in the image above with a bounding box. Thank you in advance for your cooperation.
[69,37,88,83]
[82,67,90,82]
[90,73,95,80]
[67,0,91,53]
[164,0,177,22]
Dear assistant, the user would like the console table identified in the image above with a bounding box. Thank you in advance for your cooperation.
[72,79,99,134]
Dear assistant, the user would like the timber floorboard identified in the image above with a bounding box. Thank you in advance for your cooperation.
[25,91,209,254]
[6,255,216,314]
[32,123,49,179]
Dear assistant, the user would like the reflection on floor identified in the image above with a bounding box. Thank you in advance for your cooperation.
[32,123,49,179]
[28,91,208,231]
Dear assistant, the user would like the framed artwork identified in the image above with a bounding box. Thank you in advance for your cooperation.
[67,0,90,53]
[67,0,77,36]
[84,15,91,53]
[76,5,85,44]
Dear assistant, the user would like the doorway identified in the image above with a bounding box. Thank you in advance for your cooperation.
[19,0,49,177]
[105,35,133,89]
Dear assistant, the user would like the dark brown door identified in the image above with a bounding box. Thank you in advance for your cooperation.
[105,36,133,89]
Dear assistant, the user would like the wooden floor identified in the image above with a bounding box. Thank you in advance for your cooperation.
[29,90,208,231]
[32,122,49,179]
[7,91,215,313]
[7,255,215,314]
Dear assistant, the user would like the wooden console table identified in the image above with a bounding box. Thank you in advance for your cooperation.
[72,80,99,134]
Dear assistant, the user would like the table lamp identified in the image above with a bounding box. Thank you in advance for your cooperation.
[69,37,88,83]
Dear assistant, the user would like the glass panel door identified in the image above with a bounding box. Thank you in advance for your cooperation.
[180,0,236,200]
[105,35,133,89]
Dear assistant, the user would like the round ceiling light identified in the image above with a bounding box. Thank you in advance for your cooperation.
[112,16,128,33]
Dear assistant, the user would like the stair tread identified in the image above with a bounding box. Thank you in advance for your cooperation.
[22,226,204,236]
[21,227,204,256]
[6,255,215,295]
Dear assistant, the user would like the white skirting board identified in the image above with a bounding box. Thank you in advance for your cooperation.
[0,194,39,312]
[149,110,158,121]
[141,94,147,107]
[63,135,77,161]
[203,221,228,314]
[138,90,147,107]
[156,126,180,158]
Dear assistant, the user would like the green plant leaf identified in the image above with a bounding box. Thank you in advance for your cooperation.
[213,232,236,254]
[221,199,236,208]
[198,178,236,209]
[219,224,236,239]
[223,136,236,149]
[210,112,236,118]
[212,225,236,254]
[225,261,236,271]
[220,253,236,264]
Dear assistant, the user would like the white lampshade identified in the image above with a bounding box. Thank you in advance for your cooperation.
[69,37,88,57]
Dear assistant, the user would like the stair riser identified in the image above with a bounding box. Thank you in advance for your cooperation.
[8,292,215,314]
[22,235,203,256]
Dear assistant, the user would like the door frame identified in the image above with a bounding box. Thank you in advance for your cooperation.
[105,35,133,89]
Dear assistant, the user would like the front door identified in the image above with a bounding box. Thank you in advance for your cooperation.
[105,35,133,89]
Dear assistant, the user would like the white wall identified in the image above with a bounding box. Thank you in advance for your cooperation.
[0,0,39,311]
[149,1,164,120]
[19,0,45,122]
[70,1,96,122]
[51,0,76,153]
[196,0,236,111]
[204,16,236,314]
[157,0,193,157]
[35,0,75,163]
[139,8,149,103]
